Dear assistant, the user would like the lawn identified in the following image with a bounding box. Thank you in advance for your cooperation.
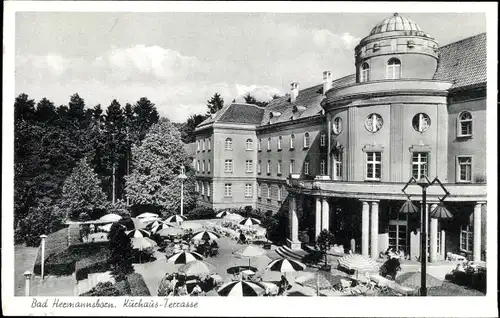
[14,245,39,296]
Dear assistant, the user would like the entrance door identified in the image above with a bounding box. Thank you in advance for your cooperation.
[388,221,408,254]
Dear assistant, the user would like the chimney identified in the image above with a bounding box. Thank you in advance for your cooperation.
[323,71,332,95]
[290,82,299,103]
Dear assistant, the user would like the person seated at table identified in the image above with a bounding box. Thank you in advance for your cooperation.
[237,230,247,244]
[210,240,219,248]
[279,274,289,293]
[190,283,202,296]
[177,283,188,296]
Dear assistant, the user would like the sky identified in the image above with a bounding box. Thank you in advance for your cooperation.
[15,11,486,123]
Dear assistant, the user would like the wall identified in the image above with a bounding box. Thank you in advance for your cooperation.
[447,97,487,183]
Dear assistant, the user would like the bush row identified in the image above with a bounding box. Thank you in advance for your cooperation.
[185,207,215,220]
[33,227,70,274]
[126,272,151,296]
[75,248,111,281]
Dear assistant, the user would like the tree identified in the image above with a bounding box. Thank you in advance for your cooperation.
[178,113,209,143]
[58,158,108,220]
[206,93,224,114]
[14,93,36,124]
[35,98,56,123]
[272,94,281,100]
[316,229,335,267]
[133,97,159,142]
[108,222,135,281]
[243,93,269,107]
[68,93,86,125]
[125,118,196,214]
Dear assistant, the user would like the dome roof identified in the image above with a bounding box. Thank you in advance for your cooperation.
[370,13,423,35]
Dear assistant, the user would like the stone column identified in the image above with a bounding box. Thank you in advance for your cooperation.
[287,194,301,250]
[321,198,330,231]
[429,203,438,263]
[315,197,322,240]
[361,201,370,257]
[370,201,379,259]
[473,202,482,261]
[440,230,446,260]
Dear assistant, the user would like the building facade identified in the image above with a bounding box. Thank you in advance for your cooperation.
[193,13,487,262]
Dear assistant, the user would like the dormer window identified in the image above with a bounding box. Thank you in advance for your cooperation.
[361,63,370,82]
[386,58,401,79]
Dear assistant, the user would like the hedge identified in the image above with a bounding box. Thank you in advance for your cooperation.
[33,227,70,275]
[127,273,151,296]
[80,281,123,296]
[75,248,111,281]
[186,207,215,220]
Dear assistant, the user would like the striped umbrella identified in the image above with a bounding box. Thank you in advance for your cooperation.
[131,237,157,251]
[165,214,187,223]
[223,213,244,221]
[217,280,265,296]
[430,203,453,219]
[178,260,216,276]
[132,218,147,229]
[338,254,379,273]
[239,217,261,226]
[216,210,231,218]
[267,258,306,273]
[191,231,220,241]
[157,227,184,237]
[181,222,203,230]
[167,251,204,264]
[126,228,151,238]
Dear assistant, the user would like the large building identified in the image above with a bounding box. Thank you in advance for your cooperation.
[193,13,487,263]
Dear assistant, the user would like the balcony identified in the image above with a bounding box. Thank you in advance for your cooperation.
[288,179,487,202]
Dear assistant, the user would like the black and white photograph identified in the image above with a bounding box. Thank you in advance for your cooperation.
[2,1,498,317]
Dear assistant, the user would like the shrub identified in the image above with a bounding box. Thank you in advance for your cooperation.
[316,230,335,266]
[78,212,91,222]
[108,223,134,281]
[80,281,123,296]
[298,230,310,244]
[74,247,111,281]
[18,203,66,247]
[127,273,151,296]
[33,227,70,274]
[186,207,215,220]
[108,199,130,217]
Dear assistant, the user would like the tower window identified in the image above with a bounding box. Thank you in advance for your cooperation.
[361,62,370,82]
[386,58,401,79]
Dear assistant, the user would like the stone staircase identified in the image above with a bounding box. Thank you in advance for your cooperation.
[275,245,309,262]
[74,271,114,296]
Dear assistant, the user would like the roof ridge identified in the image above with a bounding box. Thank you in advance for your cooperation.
[439,32,486,49]
[230,102,266,109]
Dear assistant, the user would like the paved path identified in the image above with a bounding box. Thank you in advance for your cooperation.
[14,245,39,296]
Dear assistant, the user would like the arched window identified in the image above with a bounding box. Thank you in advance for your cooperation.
[361,63,370,82]
[386,58,401,79]
[320,133,326,147]
[458,111,473,137]
[267,137,272,151]
[278,136,283,150]
[290,134,295,149]
[258,138,262,151]
[225,138,233,150]
[246,138,253,150]
[303,132,310,148]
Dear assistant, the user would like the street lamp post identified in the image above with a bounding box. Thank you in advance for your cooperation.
[23,271,32,296]
[402,176,450,296]
[39,234,47,280]
[178,166,187,216]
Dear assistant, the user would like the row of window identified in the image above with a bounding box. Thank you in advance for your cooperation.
[360,58,402,82]
[196,160,211,173]
[195,181,211,197]
[197,138,211,152]
[331,111,473,136]
[257,159,328,176]
[224,133,327,151]
[219,183,287,201]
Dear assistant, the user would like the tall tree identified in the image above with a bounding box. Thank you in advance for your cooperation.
[58,158,108,220]
[14,93,36,124]
[133,97,159,142]
[104,99,126,203]
[125,118,196,215]
[179,114,209,144]
[35,98,57,123]
[68,93,86,125]
[206,92,224,114]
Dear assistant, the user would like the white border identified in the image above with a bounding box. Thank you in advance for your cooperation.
[2,2,498,317]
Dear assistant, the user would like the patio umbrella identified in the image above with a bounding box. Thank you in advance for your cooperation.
[267,258,306,273]
[98,223,113,232]
[234,245,267,268]
[178,260,216,276]
[157,227,184,237]
[430,203,453,219]
[181,222,203,230]
[223,213,244,221]
[131,236,157,251]
[126,228,151,238]
[99,213,122,222]
[137,212,159,219]
[165,214,187,223]
[167,251,204,264]
[151,223,173,234]
[216,210,231,218]
[217,280,265,296]
[239,217,262,226]
[338,254,379,274]
[295,272,345,290]
[396,271,443,288]
[191,231,220,241]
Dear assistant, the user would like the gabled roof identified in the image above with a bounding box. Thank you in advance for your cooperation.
[260,74,356,126]
[433,33,486,90]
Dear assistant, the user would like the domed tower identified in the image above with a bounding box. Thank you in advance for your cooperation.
[354,13,439,83]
